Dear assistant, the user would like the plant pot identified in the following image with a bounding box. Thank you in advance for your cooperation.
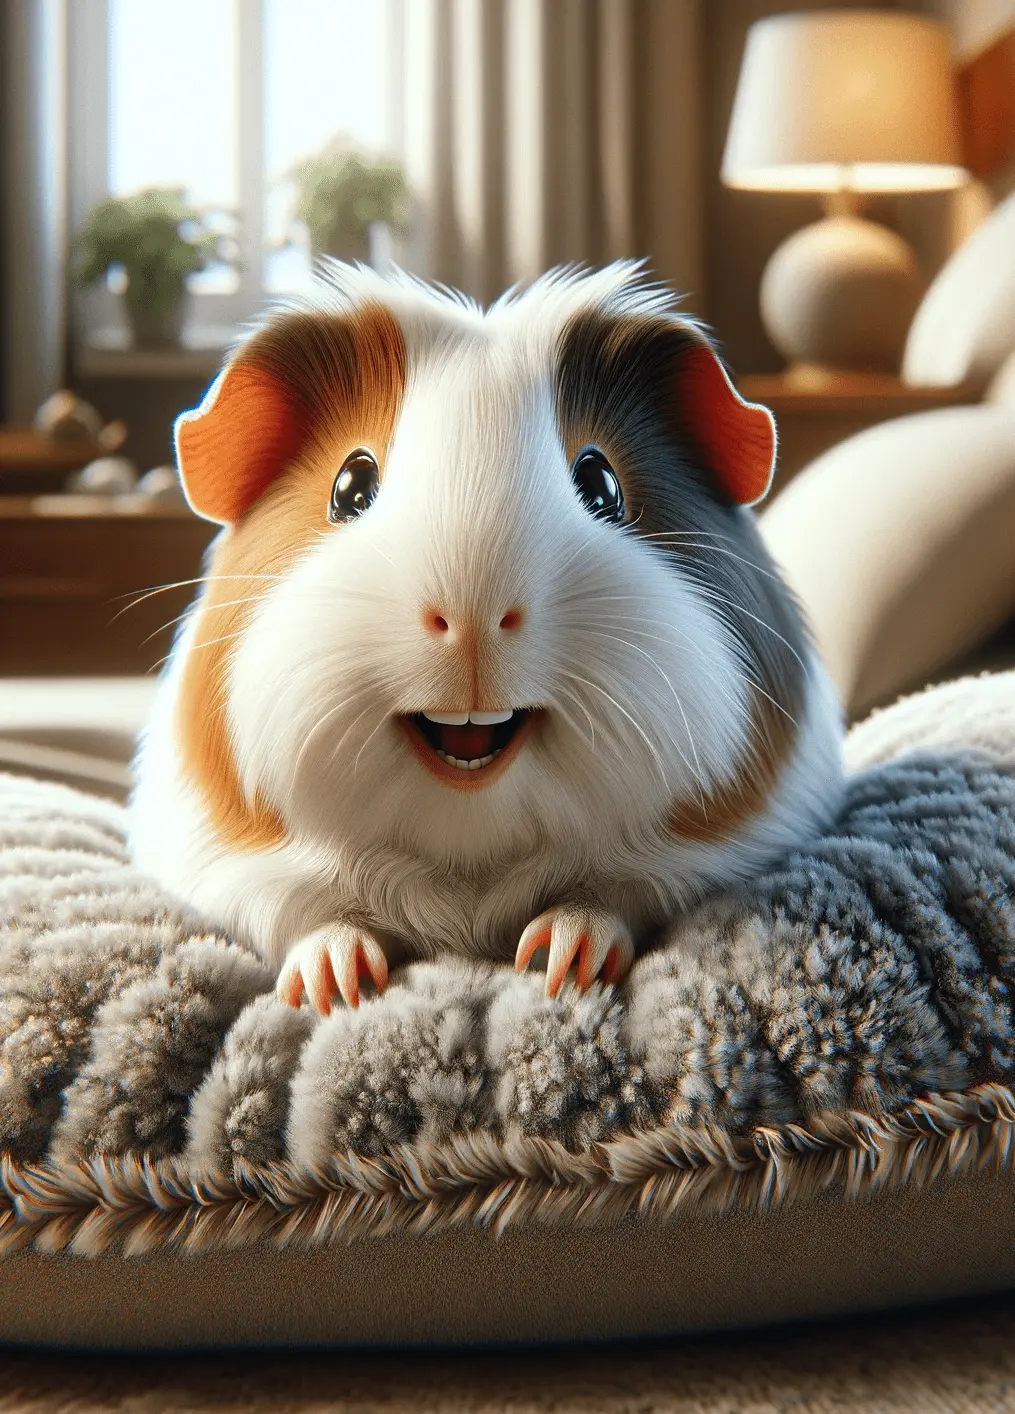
[312,232,372,266]
[123,274,188,350]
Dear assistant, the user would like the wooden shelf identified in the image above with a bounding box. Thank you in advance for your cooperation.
[75,326,236,380]
[0,496,216,675]
[736,373,981,493]
[738,372,980,418]
[0,494,198,520]
[0,428,104,495]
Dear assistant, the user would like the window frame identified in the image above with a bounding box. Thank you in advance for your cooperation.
[69,0,265,362]
[68,0,406,373]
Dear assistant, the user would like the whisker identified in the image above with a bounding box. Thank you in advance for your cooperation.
[560,669,668,790]
[558,603,720,664]
[359,535,400,574]
[107,574,288,626]
[353,714,391,776]
[550,527,600,585]
[743,678,799,730]
[636,534,783,582]
[293,686,376,778]
[578,628,704,793]
[565,606,795,734]
[185,629,250,653]
[683,586,807,671]
[587,616,736,690]
[577,614,724,672]
[328,705,374,766]
[593,618,798,727]
[630,526,750,547]
[136,594,275,648]
[574,588,805,678]
[147,629,248,675]
[548,685,597,752]
[138,612,192,649]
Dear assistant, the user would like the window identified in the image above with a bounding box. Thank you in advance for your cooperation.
[69,0,401,357]
[263,0,394,293]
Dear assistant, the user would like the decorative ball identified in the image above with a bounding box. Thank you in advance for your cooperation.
[67,457,138,496]
[136,465,184,501]
[34,390,104,442]
[96,418,129,453]
[760,216,923,373]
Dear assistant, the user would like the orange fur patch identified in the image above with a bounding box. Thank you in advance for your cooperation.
[667,681,799,844]
[175,366,304,525]
[175,303,407,851]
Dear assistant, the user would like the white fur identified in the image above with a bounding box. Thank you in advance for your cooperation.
[131,264,844,975]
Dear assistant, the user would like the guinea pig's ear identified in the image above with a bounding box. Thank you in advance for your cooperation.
[174,360,304,525]
[675,338,776,506]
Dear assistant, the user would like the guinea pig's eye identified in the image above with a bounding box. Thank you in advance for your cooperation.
[328,448,380,523]
[571,446,625,524]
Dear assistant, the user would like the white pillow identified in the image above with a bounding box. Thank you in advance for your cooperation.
[759,406,1015,717]
[902,193,1015,389]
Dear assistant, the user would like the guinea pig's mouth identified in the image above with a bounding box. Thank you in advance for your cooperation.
[400,709,536,789]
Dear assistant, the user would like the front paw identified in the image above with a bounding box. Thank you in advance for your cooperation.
[276,922,389,1013]
[515,905,634,998]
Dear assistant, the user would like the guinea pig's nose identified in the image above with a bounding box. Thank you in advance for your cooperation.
[421,607,525,636]
[422,608,452,635]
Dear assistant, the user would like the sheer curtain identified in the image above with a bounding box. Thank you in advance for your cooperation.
[0,0,705,422]
[1,0,67,423]
[397,0,705,308]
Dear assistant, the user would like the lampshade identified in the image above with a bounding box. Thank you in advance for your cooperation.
[722,11,966,193]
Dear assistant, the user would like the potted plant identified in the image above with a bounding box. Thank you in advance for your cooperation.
[74,188,237,349]
[286,141,411,264]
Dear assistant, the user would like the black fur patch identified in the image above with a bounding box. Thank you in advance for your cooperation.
[554,307,808,773]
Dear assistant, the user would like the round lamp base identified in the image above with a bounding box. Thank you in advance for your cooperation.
[760,215,923,375]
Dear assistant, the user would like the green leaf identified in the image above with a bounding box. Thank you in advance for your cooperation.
[72,187,239,291]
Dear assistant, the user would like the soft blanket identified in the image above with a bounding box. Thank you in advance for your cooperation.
[1,672,1013,1253]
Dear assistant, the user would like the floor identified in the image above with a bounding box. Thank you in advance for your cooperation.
[3,1289,1015,1413]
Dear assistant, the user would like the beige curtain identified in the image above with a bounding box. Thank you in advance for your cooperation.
[1,0,68,422]
[396,0,705,310]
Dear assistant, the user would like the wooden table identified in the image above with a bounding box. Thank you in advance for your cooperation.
[0,496,216,675]
[737,372,980,496]
[0,428,104,495]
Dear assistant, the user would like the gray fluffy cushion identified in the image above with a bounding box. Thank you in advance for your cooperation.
[2,684,1014,1179]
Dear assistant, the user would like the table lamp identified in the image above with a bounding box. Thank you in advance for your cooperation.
[722,11,966,379]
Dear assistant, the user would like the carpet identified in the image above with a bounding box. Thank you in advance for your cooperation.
[3,1290,1015,1412]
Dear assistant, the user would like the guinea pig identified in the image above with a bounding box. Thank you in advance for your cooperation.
[130,261,844,1014]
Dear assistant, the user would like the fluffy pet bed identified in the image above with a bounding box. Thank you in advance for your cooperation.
[1,672,1014,1349]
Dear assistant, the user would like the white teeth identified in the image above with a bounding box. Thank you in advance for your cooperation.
[424,709,515,726]
[437,749,500,769]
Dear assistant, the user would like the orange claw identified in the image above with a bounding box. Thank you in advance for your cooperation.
[515,918,553,973]
[334,934,388,1009]
[279,966,306,1010]
[515,907,634,999]
[276,924,389,1013]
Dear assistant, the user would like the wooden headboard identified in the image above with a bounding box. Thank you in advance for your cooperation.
[959,24,1015,177]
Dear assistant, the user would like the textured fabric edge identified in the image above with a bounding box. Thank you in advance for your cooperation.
[1,1082,1012,1259]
